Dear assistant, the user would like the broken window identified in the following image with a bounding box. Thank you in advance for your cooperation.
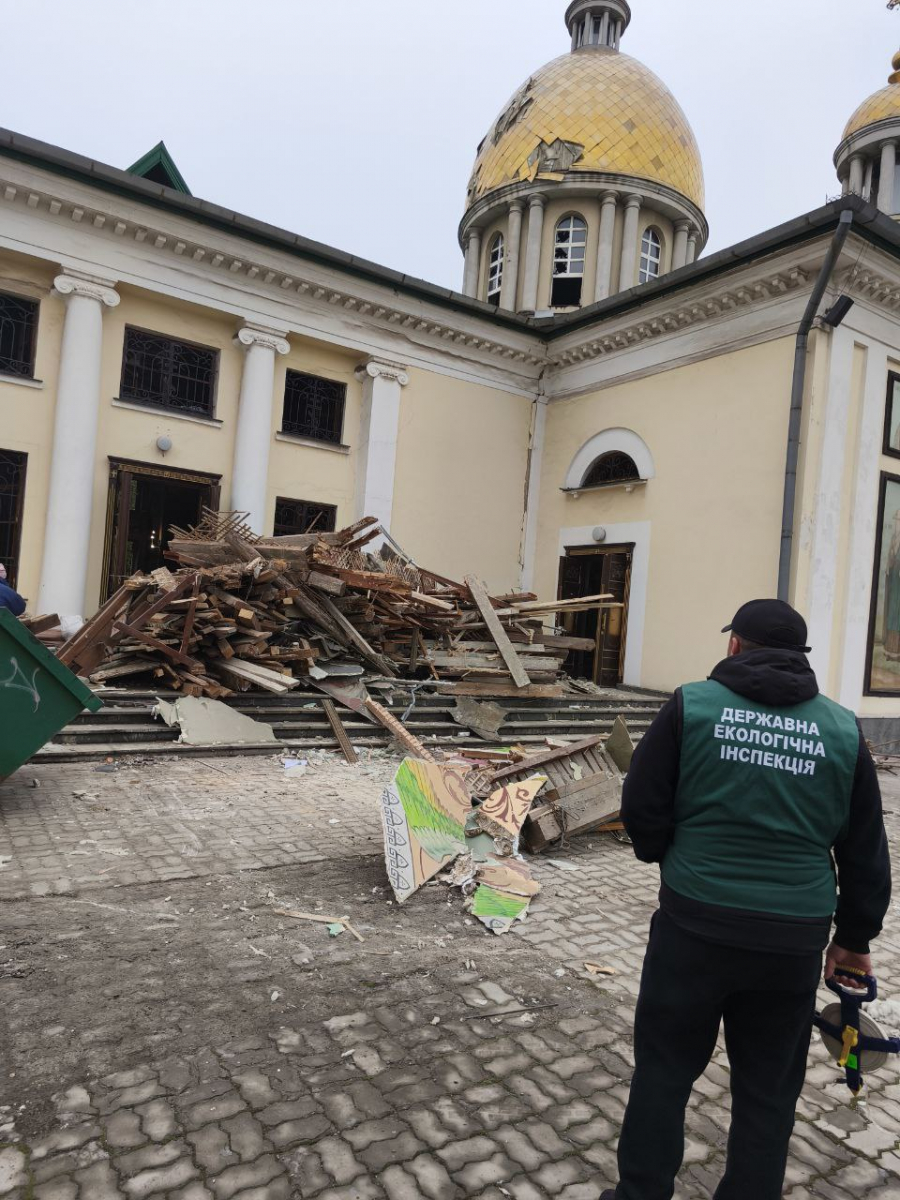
[639,227,663,284]
[120,327,218,417]
[0,292,38,378]
[551,215,587,308]
[273,497,338,538]
[0,448,27,587]
[281,371,346,445]
[582,452,641,488]
[487,233,504,305]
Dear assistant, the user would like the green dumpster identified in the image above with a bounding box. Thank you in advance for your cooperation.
[0,608,102,780]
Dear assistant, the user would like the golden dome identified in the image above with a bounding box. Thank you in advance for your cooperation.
[843,52,900,140]
[844,87,900,140]
[467,47,705,210]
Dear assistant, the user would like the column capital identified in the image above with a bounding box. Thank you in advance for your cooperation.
[235,324,290,355]
[53,271,119,308]
[624,193,642,211]
[674,218,691,233]
[465,227,482,246]
[600,191,618,207]
[508,199,525,215]
[356,358,410,387]
[528,193,547,210]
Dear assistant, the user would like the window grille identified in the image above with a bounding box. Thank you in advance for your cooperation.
[552,215,588,307]
[487,233,504,305]
[0,292,37,378]
[0,448,27,587]
[281,371,346,444]
[582,452,641,488]
[120,327,218,417]
[273,497,338,538]
[639,228,663,284]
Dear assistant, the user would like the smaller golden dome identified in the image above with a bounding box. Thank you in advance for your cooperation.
[844,83,900,139]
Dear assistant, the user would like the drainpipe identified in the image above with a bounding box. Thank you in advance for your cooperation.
[777,210,853,602]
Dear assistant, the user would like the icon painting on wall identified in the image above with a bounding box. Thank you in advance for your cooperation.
[867,472,900,696]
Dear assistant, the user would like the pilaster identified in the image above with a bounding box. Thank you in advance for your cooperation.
[618,195,642,291]
[501,201,525,310]
[354,358,410,539]
[231,324,290,535]
[38,271,120,620]
[594,192,617,302]
[879,141,897,213]
[521,195,547,312]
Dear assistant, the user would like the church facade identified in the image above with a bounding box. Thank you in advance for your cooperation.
[3,1,900,733]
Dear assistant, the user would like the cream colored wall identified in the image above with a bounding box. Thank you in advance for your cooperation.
[0,251,63,607]
[535,337,797,692]
[391,367,532,591]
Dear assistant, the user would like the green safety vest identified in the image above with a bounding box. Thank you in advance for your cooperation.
[662,679,860,919]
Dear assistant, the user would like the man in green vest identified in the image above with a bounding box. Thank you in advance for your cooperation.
[600,600,891,1200]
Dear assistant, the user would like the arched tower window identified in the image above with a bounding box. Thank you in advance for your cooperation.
[583,452,641,488]
[487,233,504,306]
[639,228,662,284]
[552,214,587,308]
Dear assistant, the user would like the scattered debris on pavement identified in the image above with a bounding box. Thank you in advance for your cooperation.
[152,695,278,746]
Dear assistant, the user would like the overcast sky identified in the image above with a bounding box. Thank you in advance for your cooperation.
[0,1,896,290]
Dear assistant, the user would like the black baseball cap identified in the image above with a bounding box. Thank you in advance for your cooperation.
[722,599,811,653]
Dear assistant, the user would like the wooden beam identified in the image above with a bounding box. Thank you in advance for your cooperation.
[465,576,531,689]
[321,699,358,764]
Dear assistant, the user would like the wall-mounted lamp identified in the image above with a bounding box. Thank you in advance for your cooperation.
[156,435,173,456]
[592,526,607,543]
[822,295,855,328]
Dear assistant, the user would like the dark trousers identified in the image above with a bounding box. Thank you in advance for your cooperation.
[615,910,822,1200]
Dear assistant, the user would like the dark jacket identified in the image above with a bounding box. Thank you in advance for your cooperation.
[622,649,891,955]
[0,579,25,618]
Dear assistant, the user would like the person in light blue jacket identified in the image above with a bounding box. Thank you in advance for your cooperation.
[0,564,26,617]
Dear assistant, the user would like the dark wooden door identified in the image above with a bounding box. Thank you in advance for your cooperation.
[558,546,632,686]
[103,461,220,600]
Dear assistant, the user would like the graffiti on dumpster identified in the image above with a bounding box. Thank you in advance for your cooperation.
[0,657,41,712]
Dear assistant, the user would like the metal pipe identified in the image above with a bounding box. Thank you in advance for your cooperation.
[777,210,853,602]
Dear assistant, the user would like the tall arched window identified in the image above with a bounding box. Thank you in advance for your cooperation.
[552,214,587,308]
[487,233,504,306]
[639,227,662,284]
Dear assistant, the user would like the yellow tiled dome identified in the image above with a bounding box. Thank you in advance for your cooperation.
[467,47,705,210]
[844,85,900,140]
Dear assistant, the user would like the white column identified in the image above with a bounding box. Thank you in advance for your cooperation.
[462,229,482,298]
[231,325,290,535]
[38,273,120,621]
[879,141,898,212]
[594,192,618,302]
[355,359,410,539]
[521,195,547,312]
[686,229,700,264]
[519,395,548,593]
[672,220,690,270]
[501,201,524,310]
[849,155,865,196]
[618,195,642,292]
[600,11,610,45]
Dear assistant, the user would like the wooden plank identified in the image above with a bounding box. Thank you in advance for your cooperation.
[465,576,531,689]
[487,736,605,785]
[57,581,136,670]
[511,593,614,613]
[112,623,204,670]
[522,775,622,853]
[317,594,399,678]
[411,591,455,612]
[321,699,359,764]
[433,681,565,699]
[20,613,60,636]
[307,571,347,596]
[365,698,437,762]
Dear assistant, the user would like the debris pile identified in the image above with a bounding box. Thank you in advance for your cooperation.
[58,510,619,705]
[378,727,630,934]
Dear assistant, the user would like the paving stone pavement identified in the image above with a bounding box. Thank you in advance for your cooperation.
[0,755,898,1198]
[0,753,396,899]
